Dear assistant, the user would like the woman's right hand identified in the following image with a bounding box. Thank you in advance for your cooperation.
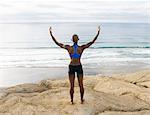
[49,27,52,33]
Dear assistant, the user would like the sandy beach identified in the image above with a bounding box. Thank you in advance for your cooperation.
[0,69,150,115]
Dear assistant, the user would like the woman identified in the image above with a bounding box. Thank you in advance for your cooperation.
[49,26,100,104]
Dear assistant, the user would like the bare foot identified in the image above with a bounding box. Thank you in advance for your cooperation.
[81,99,85,104]
[71,100,74,105]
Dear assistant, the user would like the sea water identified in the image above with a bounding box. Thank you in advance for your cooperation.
[0,22,150,86]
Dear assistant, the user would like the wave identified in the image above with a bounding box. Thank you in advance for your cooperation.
[0,46,150,49]
[93,46,150,48]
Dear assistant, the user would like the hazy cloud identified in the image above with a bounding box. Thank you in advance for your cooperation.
[0,0,149,23]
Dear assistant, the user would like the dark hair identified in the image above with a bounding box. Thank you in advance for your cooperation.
[72,34,79,43]
[72,34,78,38]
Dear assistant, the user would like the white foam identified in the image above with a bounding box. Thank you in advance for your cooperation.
[0,48,149,68]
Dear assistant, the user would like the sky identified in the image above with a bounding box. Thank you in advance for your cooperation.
[0,0,149,23]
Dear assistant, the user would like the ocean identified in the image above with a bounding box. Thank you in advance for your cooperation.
[0,22,150,86]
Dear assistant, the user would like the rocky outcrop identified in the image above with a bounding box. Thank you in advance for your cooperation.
[0,70,150,115]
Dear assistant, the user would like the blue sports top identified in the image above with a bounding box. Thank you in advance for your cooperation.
[70,44,81,58]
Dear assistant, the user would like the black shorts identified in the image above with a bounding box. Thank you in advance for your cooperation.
[68,64,83,76]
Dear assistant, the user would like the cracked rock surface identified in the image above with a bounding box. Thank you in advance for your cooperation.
[0,69,150,115]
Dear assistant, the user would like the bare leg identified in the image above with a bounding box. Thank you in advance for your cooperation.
[77,74,84,104]
[69,73,75,104]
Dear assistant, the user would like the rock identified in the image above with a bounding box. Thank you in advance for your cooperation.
[94,77,143,95]
[94,74,150,105]
[137,81,150,88]
[113,70,150,84]
[5,83,48,93]
[0,69,150,115]
[0,92,8,100]
[39,79,70,88]
[98,110,150,115]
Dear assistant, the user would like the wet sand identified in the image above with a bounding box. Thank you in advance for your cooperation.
[0,65,149,87]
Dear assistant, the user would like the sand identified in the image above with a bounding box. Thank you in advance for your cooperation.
[0,69,150,115]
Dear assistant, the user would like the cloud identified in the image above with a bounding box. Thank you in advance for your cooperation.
[0,0,149,23]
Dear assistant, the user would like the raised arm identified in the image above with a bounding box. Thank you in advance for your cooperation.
[81,26,100,49]
[49,27,70,50]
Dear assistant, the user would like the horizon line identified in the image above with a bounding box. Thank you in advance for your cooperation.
[0,21,149,24]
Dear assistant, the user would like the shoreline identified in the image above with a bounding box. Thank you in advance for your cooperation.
[1,66,150,87]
